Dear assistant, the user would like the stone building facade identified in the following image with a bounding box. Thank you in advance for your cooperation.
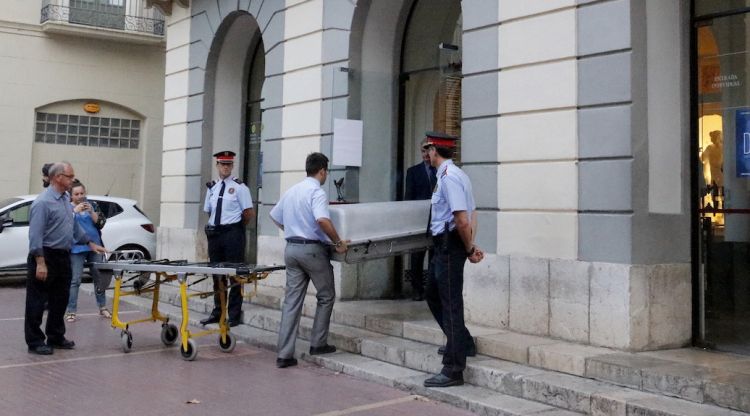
[153,0,704,352]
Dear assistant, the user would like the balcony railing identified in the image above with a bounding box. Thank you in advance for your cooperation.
[41,0,164,36]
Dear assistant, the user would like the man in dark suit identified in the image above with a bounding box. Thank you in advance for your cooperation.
[404,137,437,301]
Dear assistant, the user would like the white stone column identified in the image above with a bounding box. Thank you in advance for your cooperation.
[157,4,203,260]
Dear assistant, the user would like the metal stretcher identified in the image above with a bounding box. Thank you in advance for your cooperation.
[92,251,284,361]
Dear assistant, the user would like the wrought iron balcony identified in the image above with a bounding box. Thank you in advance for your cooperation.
[41,0,164,37]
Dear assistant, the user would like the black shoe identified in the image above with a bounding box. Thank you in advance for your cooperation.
[437,345,476,357]
[276,357,298,368]
[412,293,424,301]
[28,345,53,355]
[309,344,336,355]
[48,339,75,350]
[200,315,220,325]
[424,373,463,387]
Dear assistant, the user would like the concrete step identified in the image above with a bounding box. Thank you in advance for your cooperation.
[94,285,581,416]
[84,282,750,416]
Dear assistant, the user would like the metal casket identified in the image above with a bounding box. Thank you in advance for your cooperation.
[329,200,433,263]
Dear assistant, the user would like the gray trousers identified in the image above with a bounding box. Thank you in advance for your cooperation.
[276,242,335,359]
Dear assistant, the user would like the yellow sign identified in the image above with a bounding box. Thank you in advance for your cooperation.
[83,102,100,114]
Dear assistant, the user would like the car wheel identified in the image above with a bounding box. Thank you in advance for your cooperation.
[116,245,151,260]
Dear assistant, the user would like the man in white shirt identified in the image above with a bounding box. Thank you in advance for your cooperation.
[269,152,349,368]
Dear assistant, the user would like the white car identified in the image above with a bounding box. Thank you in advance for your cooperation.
[0,194,156,270]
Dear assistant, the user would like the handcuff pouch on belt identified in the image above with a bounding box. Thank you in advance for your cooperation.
[204,224,220,237]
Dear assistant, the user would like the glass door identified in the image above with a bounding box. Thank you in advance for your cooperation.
[695,5,750,353]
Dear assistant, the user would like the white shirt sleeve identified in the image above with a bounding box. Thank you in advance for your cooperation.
[311,188,330,220]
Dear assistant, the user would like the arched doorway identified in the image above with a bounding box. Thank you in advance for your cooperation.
[204,11,265,264]
[348,0,462,297]
[396,0,462,297]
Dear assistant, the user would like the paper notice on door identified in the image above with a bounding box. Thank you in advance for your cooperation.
[332,119,363,167]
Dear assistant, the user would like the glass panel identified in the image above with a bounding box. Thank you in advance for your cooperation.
[58,115,68,123]
[69,115,79,124]
[100,118,110,127]
[78,137,88,146]
[100,127,109,137]
[36,122,44,132]
[111,119,120,127]
[36,113,46,121]
[697,12,750,354]
[35,133,44,142]
[80,116,89,124]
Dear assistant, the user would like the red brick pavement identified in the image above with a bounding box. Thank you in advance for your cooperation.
[0,286,473,416]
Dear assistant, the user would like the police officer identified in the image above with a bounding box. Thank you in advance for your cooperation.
[201,151,255,327]
[422,133,484,388]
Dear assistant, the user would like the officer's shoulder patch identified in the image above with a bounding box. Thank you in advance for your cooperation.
[206,180,216,189]
[232,177,243,184]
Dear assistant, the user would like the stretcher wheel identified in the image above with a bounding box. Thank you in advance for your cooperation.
[218,333,236,353]
[180,339,198,361]
[160,324,179,346]
[120,331,133,353]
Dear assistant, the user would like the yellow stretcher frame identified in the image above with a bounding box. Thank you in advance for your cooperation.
[93,257,284,361]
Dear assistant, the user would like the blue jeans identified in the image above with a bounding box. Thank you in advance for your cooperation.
[67,251,106,313]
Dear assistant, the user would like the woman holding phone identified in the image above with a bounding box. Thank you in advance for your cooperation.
[65,181,109,322]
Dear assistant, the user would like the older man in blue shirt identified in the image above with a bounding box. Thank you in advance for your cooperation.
[25,162,106,355]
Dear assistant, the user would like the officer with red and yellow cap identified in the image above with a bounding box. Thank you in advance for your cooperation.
[421,132,484,388]
[201,151,254,327]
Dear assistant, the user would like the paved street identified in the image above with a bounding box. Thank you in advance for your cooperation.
[0,283,472,416]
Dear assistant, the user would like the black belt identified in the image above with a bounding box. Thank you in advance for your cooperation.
[211,222,242,230]
[286,238,323,245]
[432,228,460,243]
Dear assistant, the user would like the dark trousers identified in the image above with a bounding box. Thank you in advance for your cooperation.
[408,250,426,295]
[206,223,246,321]
[425,230,474,378]
[25,248,72,348]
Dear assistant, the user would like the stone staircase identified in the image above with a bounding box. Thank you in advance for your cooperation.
[83,280,750,416]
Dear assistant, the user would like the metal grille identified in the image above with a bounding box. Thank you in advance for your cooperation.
[34,112,141,149]
[40,0,164,36]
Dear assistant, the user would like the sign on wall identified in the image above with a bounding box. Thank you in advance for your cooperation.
[736,108,750,177]
[332,119,363,167]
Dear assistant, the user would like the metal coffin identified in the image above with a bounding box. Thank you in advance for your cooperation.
[329,200,433,263]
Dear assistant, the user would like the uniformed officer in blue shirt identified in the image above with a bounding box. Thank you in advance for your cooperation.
[422,133,485,388]
[201,151,255,327]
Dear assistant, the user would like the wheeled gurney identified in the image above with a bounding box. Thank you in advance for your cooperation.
[92,252,284,361]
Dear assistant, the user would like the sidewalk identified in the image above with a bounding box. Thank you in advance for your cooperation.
[0,285,475,416]
[92,279,750,416]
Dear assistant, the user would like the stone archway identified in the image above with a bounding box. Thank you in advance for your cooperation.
[202,11,264,263]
